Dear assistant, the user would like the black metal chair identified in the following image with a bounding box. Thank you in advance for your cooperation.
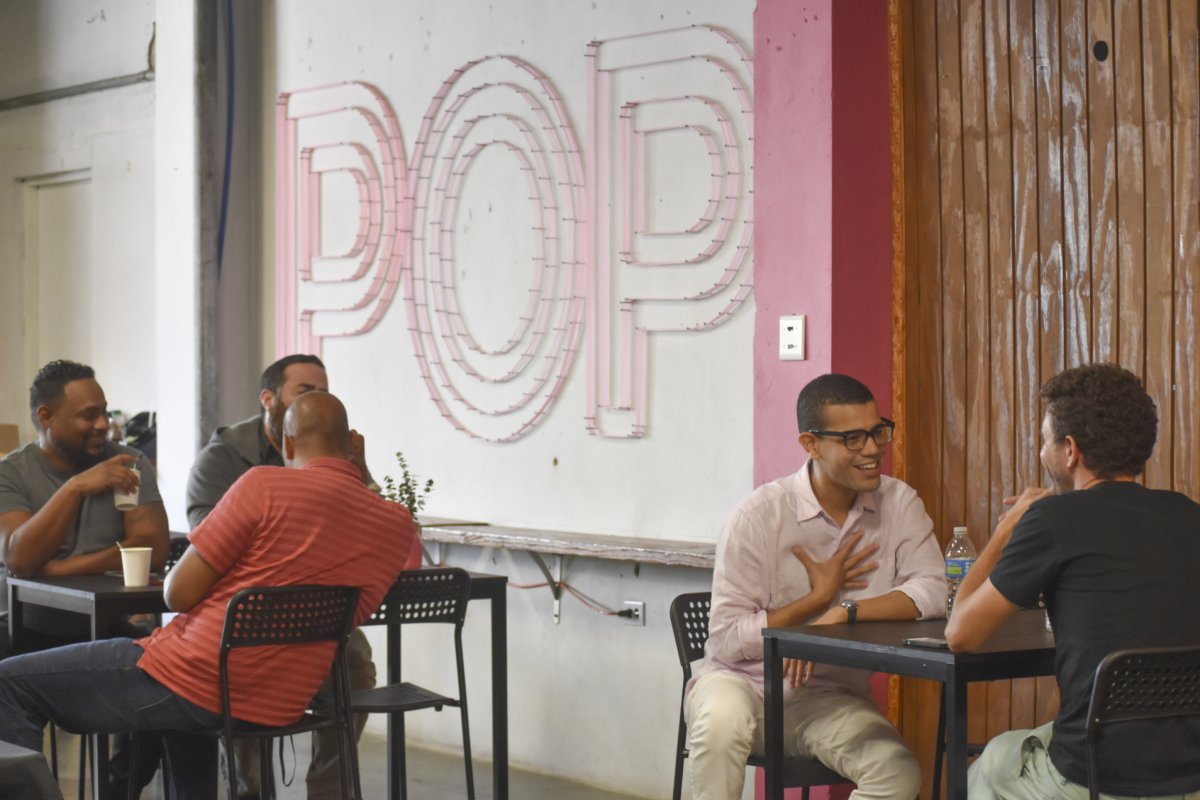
[131,584,363,800]
[164,535,190,572]
[351,567,474,800]
[669,592,850,800]
[1085,645,1200,800]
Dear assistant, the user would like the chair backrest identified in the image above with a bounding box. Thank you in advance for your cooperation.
[165,536,190,573]
[361,567,471,628]
[670,592,712,683]
[220,584,360,652]
[1086,644,1200,798]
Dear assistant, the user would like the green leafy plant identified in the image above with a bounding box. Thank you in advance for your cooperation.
[380,450,435,519]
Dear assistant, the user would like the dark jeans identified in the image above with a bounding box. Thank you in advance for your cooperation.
[0,638,224,800]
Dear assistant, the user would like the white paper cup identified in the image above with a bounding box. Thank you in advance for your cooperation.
[114,466,140,511]
[120,546,153,587]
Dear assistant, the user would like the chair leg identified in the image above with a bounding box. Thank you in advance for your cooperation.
[341,711,363,800]
[224,734,239,800]
[672,711,687,800]
[395,714,408,800]
[77,735,89,800]
[459,704,475,800]
[48,725,59,778]
[259,738,273,800]
[127,735,141,800]
[158,735,172,800]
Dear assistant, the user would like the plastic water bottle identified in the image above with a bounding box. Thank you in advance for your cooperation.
[945,526,977,618]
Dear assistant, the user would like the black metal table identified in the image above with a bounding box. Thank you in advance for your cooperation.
[8,574,169,800]
[762,609,1054,800]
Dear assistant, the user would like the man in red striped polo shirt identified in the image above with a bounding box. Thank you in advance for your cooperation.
[0,391,417,799]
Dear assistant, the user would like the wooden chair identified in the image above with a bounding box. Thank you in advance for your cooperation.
[1085,644,1200,800]
[669,592,849,800]
[351,567,474,800]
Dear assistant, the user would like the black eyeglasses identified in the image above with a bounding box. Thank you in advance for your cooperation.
[806,418,895,451]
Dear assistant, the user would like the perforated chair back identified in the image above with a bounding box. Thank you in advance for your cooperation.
[218,585,362,800]
[668,592,847,800]
[671,592,712,680]
[164,536,189,573]
[362,567,471,628]
[1085,645,1200,800]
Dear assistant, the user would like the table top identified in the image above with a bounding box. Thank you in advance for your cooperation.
[9,573,165,600]
[763,609,1055,682]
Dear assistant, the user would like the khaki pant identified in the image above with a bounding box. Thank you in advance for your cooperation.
[968,721,1200,800]
[684,670,919,800]
[232,627,376,799]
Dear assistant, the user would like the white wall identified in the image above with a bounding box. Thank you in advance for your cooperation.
[0,0,157,444]
[263,2,754,796]
[265,0,755,540]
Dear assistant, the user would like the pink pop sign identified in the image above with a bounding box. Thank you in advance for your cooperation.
[275,25,754,441]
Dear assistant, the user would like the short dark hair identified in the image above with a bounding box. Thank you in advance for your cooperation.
[1040,363,1157,479]
[30,360,96,427]
[259,354,325,396]
[796,374,876,433]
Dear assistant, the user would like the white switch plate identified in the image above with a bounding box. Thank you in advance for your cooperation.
[779,315,806,361]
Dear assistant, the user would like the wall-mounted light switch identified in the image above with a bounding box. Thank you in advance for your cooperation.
[779,315,806,361]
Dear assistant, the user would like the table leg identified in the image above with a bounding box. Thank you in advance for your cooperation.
[945,675,968,800]
[91,602,115,800]
[763,637,783,800]
[387,625,403,800]
[490,586,508,800]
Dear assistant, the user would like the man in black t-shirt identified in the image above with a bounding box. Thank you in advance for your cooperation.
[946,363,1200,799]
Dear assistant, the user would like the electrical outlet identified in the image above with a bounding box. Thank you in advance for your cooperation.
[623,600,645,626]
[779,315,806,361]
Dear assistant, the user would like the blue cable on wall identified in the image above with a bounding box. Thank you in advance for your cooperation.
[216,0,235,279]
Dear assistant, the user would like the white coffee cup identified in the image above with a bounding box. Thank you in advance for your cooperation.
[114,466,141,512]
[119,546,153,588]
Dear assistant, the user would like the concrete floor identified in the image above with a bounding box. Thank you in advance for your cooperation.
[49,728,648,799]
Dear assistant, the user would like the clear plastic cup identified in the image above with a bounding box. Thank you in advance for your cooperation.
[114,466,140,511]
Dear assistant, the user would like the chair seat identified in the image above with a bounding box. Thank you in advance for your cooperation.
[352,681,461,714]
[747,754,847,787]
[229,710,340,739]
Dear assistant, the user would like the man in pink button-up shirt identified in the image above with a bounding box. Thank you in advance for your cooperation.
[685,374,945,800]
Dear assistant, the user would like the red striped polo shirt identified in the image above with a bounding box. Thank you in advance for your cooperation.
[137,457,417,726]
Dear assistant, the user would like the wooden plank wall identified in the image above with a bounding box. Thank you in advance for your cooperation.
[892,1,1200,796]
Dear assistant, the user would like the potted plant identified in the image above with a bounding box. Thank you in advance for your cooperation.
[380,450,435,523]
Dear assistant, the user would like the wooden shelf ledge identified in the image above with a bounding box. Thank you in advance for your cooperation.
[419,523,715,569]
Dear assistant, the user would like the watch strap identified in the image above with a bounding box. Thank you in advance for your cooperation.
[840,599,859,624]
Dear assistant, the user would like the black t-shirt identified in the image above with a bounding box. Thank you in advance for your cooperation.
[990,482,1200,795]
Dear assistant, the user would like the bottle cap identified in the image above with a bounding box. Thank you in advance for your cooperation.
[953,526,968,536]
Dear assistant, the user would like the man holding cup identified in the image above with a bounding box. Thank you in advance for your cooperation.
[0,359,169,654]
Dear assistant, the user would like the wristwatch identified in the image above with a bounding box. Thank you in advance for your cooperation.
[840,599,859,624]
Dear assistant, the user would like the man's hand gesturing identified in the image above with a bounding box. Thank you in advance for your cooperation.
[782,531,880,687]
[791,529,880,606]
